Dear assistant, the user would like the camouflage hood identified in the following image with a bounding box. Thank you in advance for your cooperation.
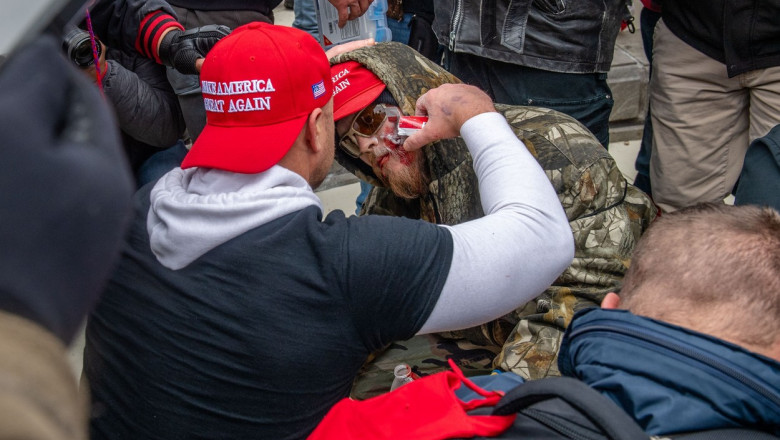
[330,43,657,342]
[330,42,483,224]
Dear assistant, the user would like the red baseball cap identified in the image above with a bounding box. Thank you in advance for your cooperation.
[331,61,386,121]
[182,22,333,174]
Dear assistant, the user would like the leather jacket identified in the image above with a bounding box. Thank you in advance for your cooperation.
[432,0,631,73]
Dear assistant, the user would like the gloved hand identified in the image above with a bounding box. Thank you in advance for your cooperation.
[158,24,231,75]
[0,35,134,344]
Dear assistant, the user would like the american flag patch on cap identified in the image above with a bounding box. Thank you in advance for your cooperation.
[312,80,326,99]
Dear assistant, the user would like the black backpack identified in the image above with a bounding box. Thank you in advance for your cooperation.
[466,376,779,440]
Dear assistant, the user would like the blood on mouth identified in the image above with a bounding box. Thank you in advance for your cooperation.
[378,108,427,166]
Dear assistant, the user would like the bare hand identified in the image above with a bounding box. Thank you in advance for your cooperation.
[328,0,374,28]
[403,84,497,151]
[324,38,375,60]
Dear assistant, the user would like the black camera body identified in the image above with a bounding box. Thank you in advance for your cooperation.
[62,27,101,67]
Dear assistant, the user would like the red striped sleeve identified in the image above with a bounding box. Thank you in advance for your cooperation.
[135,11,184,64]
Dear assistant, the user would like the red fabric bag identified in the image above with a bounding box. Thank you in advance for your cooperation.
[307,359,516,440]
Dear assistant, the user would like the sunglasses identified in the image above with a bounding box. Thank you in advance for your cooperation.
[339,103,392,158]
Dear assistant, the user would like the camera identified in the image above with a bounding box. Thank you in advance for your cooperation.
[62,27,101,67]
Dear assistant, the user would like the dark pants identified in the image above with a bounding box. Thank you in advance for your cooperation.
[633,7,662,196]
[733,124,780,212]
[442,50,614,148]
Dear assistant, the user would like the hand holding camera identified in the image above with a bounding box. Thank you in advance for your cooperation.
[62,27,107,83]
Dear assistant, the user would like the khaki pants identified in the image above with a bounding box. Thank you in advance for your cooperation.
[649,19,780,212]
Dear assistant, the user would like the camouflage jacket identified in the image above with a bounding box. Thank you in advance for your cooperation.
[331,43,657,379]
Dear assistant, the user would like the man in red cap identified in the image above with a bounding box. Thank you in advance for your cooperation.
[328,43,657,398]
[83,22,573,439]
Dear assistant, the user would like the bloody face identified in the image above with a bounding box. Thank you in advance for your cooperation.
[336,104,429,199]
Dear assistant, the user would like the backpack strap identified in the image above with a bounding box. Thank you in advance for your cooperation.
[665,428,780,439]
[492,377,649,440]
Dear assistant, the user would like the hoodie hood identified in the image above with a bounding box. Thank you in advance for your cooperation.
[560,308,780,435]
[147,166,322,270]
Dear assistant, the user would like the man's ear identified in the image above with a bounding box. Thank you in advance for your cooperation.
[304,107,326,153]
[768,340,780,364]
[601,292,621,309]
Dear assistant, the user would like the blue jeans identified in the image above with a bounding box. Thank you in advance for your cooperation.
[633,7,662,196]
[355,181,373,214]
[733,124,780,212]
[293,0,319,40]
[387,12,413,44]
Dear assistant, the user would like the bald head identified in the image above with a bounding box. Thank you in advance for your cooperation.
[619,203,780,359]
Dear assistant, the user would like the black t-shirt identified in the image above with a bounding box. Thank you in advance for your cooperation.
[85,187,453,439]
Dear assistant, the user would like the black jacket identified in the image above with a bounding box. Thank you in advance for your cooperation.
[89,0,281,57]
[662,0,780,77]
[102,47,185,171]
[90,0,176,56]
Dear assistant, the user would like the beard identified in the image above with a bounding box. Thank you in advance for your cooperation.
[381,153,429,200]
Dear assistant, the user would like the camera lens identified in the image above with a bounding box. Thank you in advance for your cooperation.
[63,28,102,68]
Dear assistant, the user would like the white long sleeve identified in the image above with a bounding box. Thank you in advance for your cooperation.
[419,112,574,334]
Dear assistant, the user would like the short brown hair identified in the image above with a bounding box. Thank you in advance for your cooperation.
[620,203,780,349]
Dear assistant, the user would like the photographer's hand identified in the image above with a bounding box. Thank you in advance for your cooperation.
[157,24,231,75]
[83,40,108,84]
[0,35,133,344]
